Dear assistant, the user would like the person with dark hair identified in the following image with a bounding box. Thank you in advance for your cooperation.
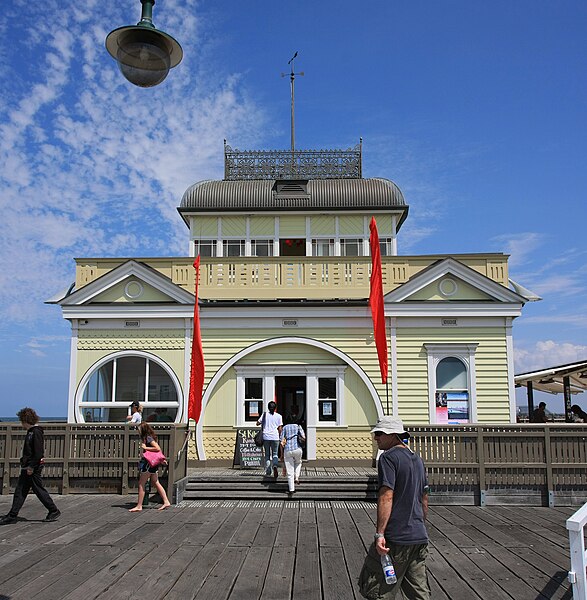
[0,408,60,525]
[129,423,171,512]
[126,401,143,425]
[571,405,587,423]
[256,401,283,478]
[531,401,548,423]
[280,415,305,497]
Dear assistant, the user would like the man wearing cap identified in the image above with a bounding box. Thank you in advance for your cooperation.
[126,402,143,425]
[358,416,429,599]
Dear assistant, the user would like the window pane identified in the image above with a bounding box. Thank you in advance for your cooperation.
[245,377,263,399]
[195,240,216,257]
[341,238,363,256]
[379,238,393,256]
[312,239,334,257]
[436,357,467,389]
[319,377,336,399]
[148,362,178,402]
[115,356,145,403]
[223,240,245,257]
[252,240,273,257]
[83,362,113,402]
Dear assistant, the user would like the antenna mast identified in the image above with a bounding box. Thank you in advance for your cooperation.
[282,52,304,153]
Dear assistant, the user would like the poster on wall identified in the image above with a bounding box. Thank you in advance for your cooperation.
[436,391,469,424]
[435,392,448,424]
[447,392,469,424]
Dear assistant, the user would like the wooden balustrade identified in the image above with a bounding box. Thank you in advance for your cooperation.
[2,423,585,505]
[0,423,189,501]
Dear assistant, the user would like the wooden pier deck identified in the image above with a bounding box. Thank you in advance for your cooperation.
[0,494,576,600]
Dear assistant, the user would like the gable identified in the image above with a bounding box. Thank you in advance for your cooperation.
[407,276,495,302]
[384,257,526,305]
[88,277,177,304]
[56,260,195,306]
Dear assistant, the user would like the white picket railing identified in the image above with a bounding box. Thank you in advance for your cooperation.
[567,501,587,599]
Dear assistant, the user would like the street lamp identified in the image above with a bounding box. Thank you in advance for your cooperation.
[106,0,183,88]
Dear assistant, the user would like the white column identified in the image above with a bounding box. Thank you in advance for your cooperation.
[68,320,79,423]
[217,218,223,257]
[306,375,318,460]
[245,217,251,256]
[182,317,191,424]
[390,317,398,417]
[506,317,516,423]
[391,214,398,256]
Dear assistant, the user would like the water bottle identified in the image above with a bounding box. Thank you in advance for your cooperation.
[380,553,397,584]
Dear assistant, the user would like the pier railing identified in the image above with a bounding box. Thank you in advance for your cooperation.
[0,423,188,501]
[408,424,587,506]
[1,423,587,506]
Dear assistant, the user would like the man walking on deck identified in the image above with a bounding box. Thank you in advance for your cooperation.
[0,407,60,525]
[359,416,429,599]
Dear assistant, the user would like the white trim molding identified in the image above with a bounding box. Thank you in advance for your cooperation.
[74,350,184,424]
[195,336,384,461]
[506,317,516,423]
[424,343,479,424]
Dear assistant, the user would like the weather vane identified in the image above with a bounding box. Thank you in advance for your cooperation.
[281,52,304,153]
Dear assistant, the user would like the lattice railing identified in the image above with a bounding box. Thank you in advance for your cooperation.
[224,143,362,180]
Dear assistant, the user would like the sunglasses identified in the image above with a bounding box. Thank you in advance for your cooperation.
[373,431,386,437]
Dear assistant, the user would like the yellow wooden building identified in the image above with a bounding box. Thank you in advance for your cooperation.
[50,143,536,462]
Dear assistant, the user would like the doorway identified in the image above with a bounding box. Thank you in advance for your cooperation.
[276,375,306,456]
[279,238,306,257]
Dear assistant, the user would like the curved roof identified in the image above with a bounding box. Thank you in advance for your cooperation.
[179,177,407,213]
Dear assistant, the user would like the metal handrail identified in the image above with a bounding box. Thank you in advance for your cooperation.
[567,501,587,599]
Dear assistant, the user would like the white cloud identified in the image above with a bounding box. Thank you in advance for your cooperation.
[514,340,587,373]
[0,3,266,323]
[491,232,542,268]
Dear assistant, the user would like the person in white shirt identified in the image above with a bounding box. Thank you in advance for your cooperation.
[126,402,143,425]
[257,401,283,478]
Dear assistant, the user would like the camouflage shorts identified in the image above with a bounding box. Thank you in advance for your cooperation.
[358,542,429,600]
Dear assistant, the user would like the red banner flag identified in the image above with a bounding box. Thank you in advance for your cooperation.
[188,256,205,422]
[369,217,388,384]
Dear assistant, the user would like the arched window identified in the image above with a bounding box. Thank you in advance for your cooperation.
[435,357,469,423]
[78,353,181,423]
[425,343,478,424]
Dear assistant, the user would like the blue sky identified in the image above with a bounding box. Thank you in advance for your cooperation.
[0,0,585,417]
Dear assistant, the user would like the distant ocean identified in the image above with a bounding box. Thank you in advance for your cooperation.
[0,417,66,422]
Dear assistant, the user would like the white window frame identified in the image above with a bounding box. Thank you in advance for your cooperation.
[340,237,365,257]
[311,238,335,257]
[193,239,218,257]
[251,239,275,257]
[234,365,347,459]
[76,351,182,423]
[222,239,246,257]
[424,343,478,423]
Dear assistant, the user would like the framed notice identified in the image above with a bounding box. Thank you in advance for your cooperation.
[233,428,264,468]
[245,400,261,421]
[319,400,337,421]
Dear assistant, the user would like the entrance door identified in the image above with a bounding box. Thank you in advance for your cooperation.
[275,376,306,456]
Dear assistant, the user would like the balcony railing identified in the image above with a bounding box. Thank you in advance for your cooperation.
[224,143,362,180]
[74,255,508,301]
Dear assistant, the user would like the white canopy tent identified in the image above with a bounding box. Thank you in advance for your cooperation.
[515,360,587,421]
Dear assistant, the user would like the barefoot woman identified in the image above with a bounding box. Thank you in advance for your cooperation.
[129,423,171,512]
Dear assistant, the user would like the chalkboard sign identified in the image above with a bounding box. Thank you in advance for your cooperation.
[233,428,264,468]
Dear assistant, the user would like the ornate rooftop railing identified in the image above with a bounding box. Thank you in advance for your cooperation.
[224,141,362,180]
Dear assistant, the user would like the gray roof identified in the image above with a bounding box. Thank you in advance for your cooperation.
[179,178,407,214]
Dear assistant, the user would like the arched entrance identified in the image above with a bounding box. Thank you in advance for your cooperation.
[196,336,383,460]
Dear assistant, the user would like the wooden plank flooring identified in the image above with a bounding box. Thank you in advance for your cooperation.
[0,495,577,599]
